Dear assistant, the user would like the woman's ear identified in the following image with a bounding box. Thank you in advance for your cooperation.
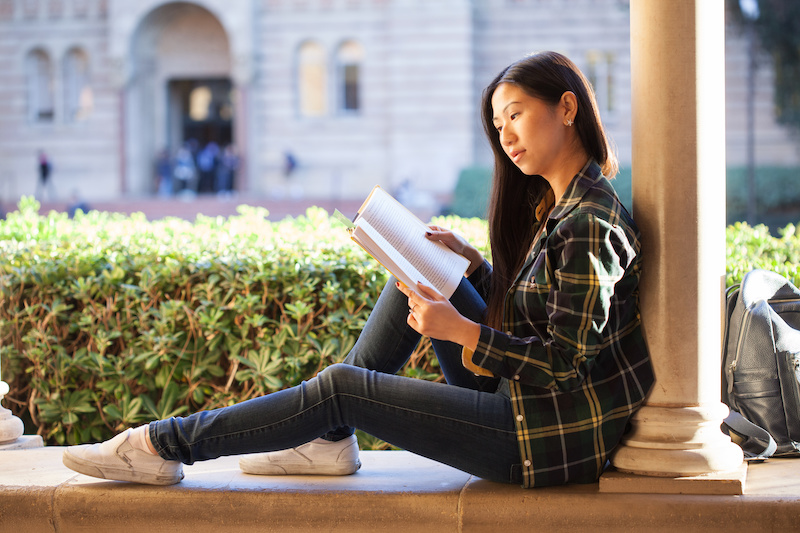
[560,91,578,126]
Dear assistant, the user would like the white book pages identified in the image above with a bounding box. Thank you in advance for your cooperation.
[353,186,469,299]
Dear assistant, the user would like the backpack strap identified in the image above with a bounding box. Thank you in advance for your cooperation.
[722,410,778,460]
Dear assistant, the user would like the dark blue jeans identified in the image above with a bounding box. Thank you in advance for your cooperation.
[150,277,522,484]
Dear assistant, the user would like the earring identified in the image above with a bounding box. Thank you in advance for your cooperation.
[566,119,574,127]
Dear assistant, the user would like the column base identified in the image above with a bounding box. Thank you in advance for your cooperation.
[0,404,24,445]
[600,463,747,495]
[0,435,43,450]
[610,403,744,482]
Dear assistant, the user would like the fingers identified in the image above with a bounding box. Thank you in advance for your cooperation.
[396,281,435,329]
[406,291,429,331]
[414,282,442,301]
[399,280,463,341]
[406,306,419,329]
[425,225,451,239]
[425,227,469,257]
[425,227,451,239]
[396,282,421,315]
[399,282,421,329]
[395,280,412,299]
[396,280,441,302]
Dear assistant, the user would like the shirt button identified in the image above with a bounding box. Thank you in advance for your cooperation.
[513,375,520,381]
[523,460,532,467]
[516,415,524,422]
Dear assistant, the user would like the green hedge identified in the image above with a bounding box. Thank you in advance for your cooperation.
[726,221,800,286]
[0,198,488,447]
[0,197,798,447]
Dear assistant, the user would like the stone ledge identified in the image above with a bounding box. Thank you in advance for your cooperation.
[0,435,43,451]
[1,447,799,532]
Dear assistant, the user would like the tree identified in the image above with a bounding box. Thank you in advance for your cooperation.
[728,0,800,138]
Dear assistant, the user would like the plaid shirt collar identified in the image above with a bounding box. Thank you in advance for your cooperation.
[549,159,603,221]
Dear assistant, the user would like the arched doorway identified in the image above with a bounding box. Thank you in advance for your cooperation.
[127,1,234,196]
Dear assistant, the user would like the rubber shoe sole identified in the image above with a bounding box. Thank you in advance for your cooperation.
[62,431,184,486]
[241,457,362,476]
[239,435,361,476]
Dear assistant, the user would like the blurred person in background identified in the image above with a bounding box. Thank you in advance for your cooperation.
[36,150,55,201]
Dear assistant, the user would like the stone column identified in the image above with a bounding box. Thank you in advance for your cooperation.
[607,0,744,482]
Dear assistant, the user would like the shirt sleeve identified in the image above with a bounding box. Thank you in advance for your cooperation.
[470,212,635,391]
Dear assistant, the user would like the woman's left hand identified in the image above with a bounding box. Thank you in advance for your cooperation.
[426,226,483,277]
[396,281,480,351]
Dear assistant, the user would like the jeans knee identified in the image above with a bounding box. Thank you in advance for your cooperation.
[317,363,359,388]
[313,363,367,409]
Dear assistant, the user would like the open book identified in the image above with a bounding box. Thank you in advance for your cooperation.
[339,186,471,299]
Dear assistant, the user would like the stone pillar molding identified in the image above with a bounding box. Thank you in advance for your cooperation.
[609,0,744,477]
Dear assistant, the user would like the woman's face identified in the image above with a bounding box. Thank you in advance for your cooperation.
[490,82,567,177]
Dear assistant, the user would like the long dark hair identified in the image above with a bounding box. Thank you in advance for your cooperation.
[480,51,618,329]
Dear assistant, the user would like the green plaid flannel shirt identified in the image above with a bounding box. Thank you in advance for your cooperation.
[470,160,654,488]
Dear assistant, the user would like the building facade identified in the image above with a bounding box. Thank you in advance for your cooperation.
[0,0,796,204]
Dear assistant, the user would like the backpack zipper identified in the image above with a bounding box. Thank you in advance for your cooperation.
[726,296,798,395]
[727,307,753,395]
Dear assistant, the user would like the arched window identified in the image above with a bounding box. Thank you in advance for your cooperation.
[336,41,363,113]
[297,41,327,117]
[63,47,93,121]
[26,49,54,122]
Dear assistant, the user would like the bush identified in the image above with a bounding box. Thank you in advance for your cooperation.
[0,198,488,445]
[725,221,800,286]
[1,197,798,447]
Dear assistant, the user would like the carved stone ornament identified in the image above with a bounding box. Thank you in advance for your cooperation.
[0,381,24,445]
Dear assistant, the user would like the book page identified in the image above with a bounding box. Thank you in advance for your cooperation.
[353,221,421,292]
[355,187,469,298]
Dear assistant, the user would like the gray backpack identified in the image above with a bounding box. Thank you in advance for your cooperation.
[721,269,800,459]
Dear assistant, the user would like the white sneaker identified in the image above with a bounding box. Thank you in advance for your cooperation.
[239,435,361,476]
[62,429,184,485]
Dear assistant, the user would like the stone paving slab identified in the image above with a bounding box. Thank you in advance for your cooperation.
[2,447,800,532]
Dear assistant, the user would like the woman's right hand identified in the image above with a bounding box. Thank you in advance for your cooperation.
[425,226,484,276]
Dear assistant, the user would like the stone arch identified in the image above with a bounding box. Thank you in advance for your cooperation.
[124,1,233,195]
